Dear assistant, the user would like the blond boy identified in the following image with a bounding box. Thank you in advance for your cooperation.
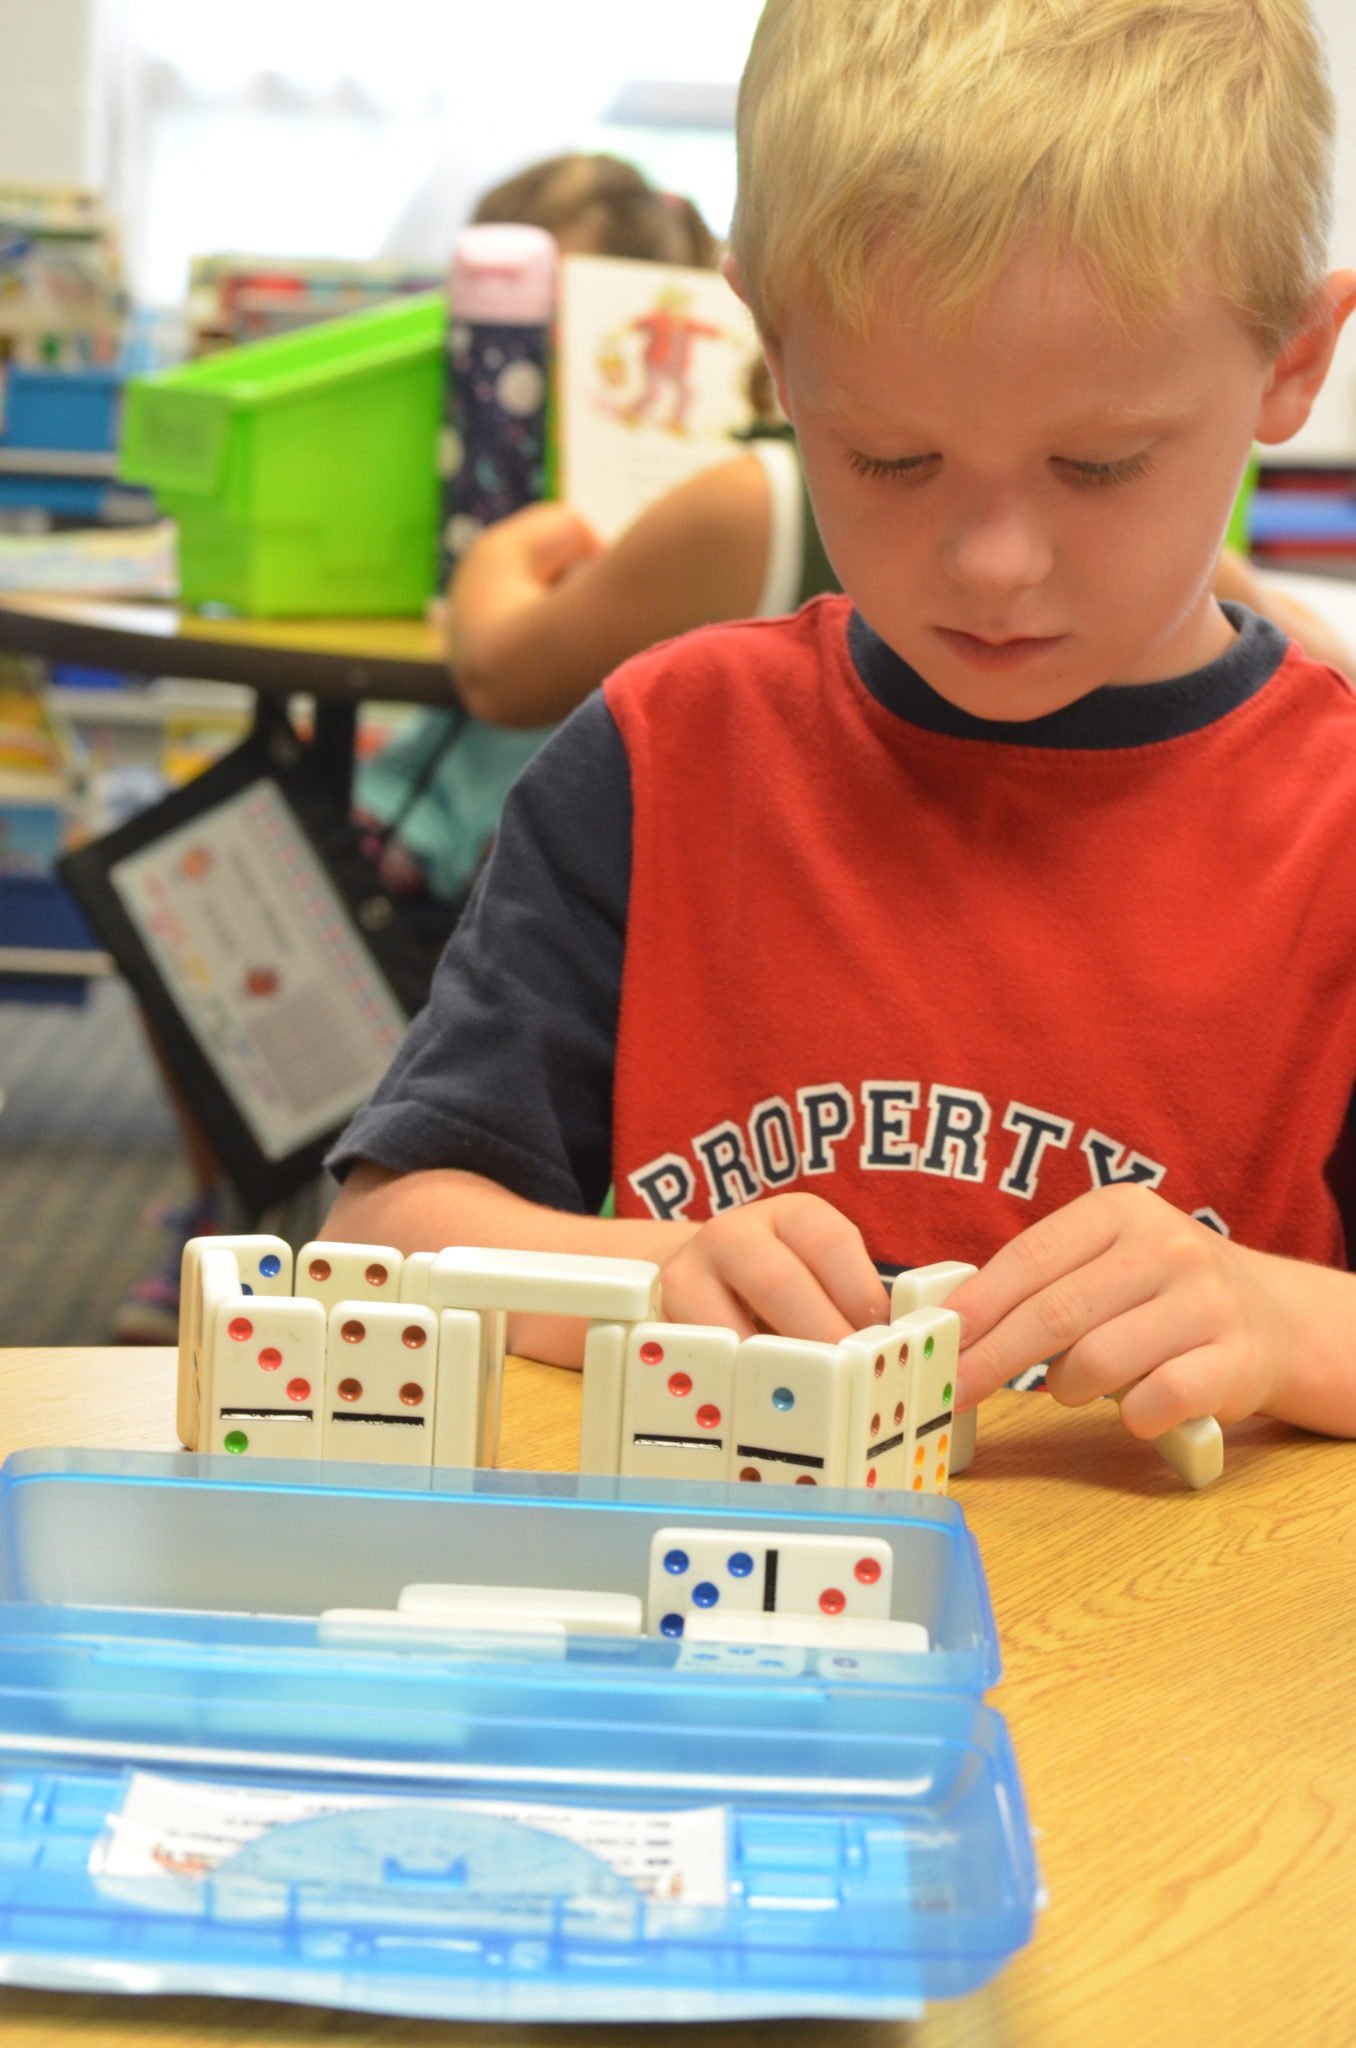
[327,0,1356,1448]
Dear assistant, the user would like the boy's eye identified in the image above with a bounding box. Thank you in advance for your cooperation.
[845,449,939,483]
[1054,451,1155,488]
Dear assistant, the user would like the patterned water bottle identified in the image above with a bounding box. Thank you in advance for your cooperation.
[440,223,556,581]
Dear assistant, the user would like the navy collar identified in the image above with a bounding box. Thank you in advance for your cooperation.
[847,602,1289,748]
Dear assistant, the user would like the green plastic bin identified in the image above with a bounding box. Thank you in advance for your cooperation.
[118,293,446,618]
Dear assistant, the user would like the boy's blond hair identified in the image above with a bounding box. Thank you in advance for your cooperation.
[732,0,1334,353]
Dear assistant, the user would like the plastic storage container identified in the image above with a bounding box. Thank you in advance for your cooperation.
[0,1449,1037,2021]
[117,294,446,618]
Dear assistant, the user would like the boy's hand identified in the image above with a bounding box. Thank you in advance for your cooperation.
[659,1193,888,1345]
[947,1186,1294,1437]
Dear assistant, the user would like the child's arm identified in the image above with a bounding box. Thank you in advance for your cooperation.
[947,1184,1356,1439]
[446,455,773,729]
[324,1163,886,1368]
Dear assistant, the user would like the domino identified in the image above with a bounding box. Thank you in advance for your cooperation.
[317,1609,566,1656]
[900,1306,961,1497]
[177,1234,292,1449]
[296,1241,404,1313]
[676,1639,808,1677]
[619,1322,738,1483]
[430,1308,486,1468]
[646,1527,893,1637]
[429,1247,661,1322]
[840,1323,912,1491]
[1110,1388,1224,1489]
[685,1611,929,1653]
[321,1301,438,1467]
[204,1291,325,1459]
[890,1262,978,1475]
[397,1583,642,1636]
[578,1320,627,1475]
[729,1334,850,1487]
[398,1251,437,1304]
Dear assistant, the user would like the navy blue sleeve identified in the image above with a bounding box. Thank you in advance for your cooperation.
[326,691,630,1214]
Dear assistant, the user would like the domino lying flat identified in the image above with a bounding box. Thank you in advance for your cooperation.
[177,1239,1224,1490]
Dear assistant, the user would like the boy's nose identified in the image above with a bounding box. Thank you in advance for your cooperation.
[943,500,1053,593]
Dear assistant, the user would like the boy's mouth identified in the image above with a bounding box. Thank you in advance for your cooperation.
[935,628,1066,670]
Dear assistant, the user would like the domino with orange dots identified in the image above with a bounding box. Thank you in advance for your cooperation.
[321,1301,438,1467]
[899,1306,960,1497]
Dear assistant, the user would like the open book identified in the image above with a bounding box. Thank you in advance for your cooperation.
[555,253,763,541]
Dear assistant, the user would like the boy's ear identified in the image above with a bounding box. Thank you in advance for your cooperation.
[1254,270,1356,444]
[722,256,794,424]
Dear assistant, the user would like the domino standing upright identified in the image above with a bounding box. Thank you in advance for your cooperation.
[177,1234,293,1450]
[618,1321,739,1482]
[890,1263,977,1475]
[897,1306,961,1497]
[729,1335,850,1487]
[320,1300,439,1467]
[838,1324,913,1490]
[295,1241,404,1313]
[203,1288,326,1460]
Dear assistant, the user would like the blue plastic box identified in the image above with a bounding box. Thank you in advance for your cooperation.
[0,1450,1039,2021]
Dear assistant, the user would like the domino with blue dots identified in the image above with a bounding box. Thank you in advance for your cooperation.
[645,1527,894,1638]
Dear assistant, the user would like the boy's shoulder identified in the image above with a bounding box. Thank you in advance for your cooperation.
[603,593,854,723]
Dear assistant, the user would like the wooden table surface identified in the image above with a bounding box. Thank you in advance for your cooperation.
[0,1346,1352,2048]
[0,593,449,704]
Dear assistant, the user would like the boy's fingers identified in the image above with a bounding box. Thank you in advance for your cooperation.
[659,1262,758,1340]
[1043,1292,1213,1407]
[956,1242,1156,1409]
[948,1194,1125,1350]
[1115,1349,1231,1437]
[770,1203,890,1333]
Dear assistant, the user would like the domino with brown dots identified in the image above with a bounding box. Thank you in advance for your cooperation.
[321,1301,438,1467]
[295,1241,404,1313]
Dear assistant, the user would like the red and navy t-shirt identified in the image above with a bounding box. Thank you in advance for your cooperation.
[330,598,1356,1274]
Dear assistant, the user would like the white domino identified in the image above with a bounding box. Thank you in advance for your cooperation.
[1110,1388,1224,1489]
[431,1308,485,1468]
[321,1301,438,1466]
[646,1527,893,1637]
[619,1321,738,1482]
[890,1263,977,1475]
[677,1639,808,1676]
[398,1251,437,1304]
[685,1611,928,1653]
[177,1234,292,1448]
[730,1335,850,1488]
[317,1609,565,1656]
[429,1247,661,1321]
[296,1241,404,1312]
[839,1323,913,1491]
[899,1306,961,1497]
[397,1583,642,1636]
[579,1320,627,1475]
[205,1291,325,1460]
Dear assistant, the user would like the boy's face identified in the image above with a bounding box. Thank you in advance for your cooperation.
[770,246,1287,717]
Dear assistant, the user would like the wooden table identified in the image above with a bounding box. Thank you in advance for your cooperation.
[0,1348,1353,2048]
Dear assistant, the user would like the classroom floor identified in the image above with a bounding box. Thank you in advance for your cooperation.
[0,977,193,1345]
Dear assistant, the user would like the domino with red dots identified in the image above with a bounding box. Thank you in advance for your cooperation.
[619,1322,739,1483]
[203,1291,326,1460]
[295,1241,404,1313]
[177,1234,292,1450]
[729,1334,850,1488]
[321,1301,438,1466]
[645,1527,893,1638]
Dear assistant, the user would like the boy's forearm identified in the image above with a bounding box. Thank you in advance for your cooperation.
[321,1163,699,1367]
